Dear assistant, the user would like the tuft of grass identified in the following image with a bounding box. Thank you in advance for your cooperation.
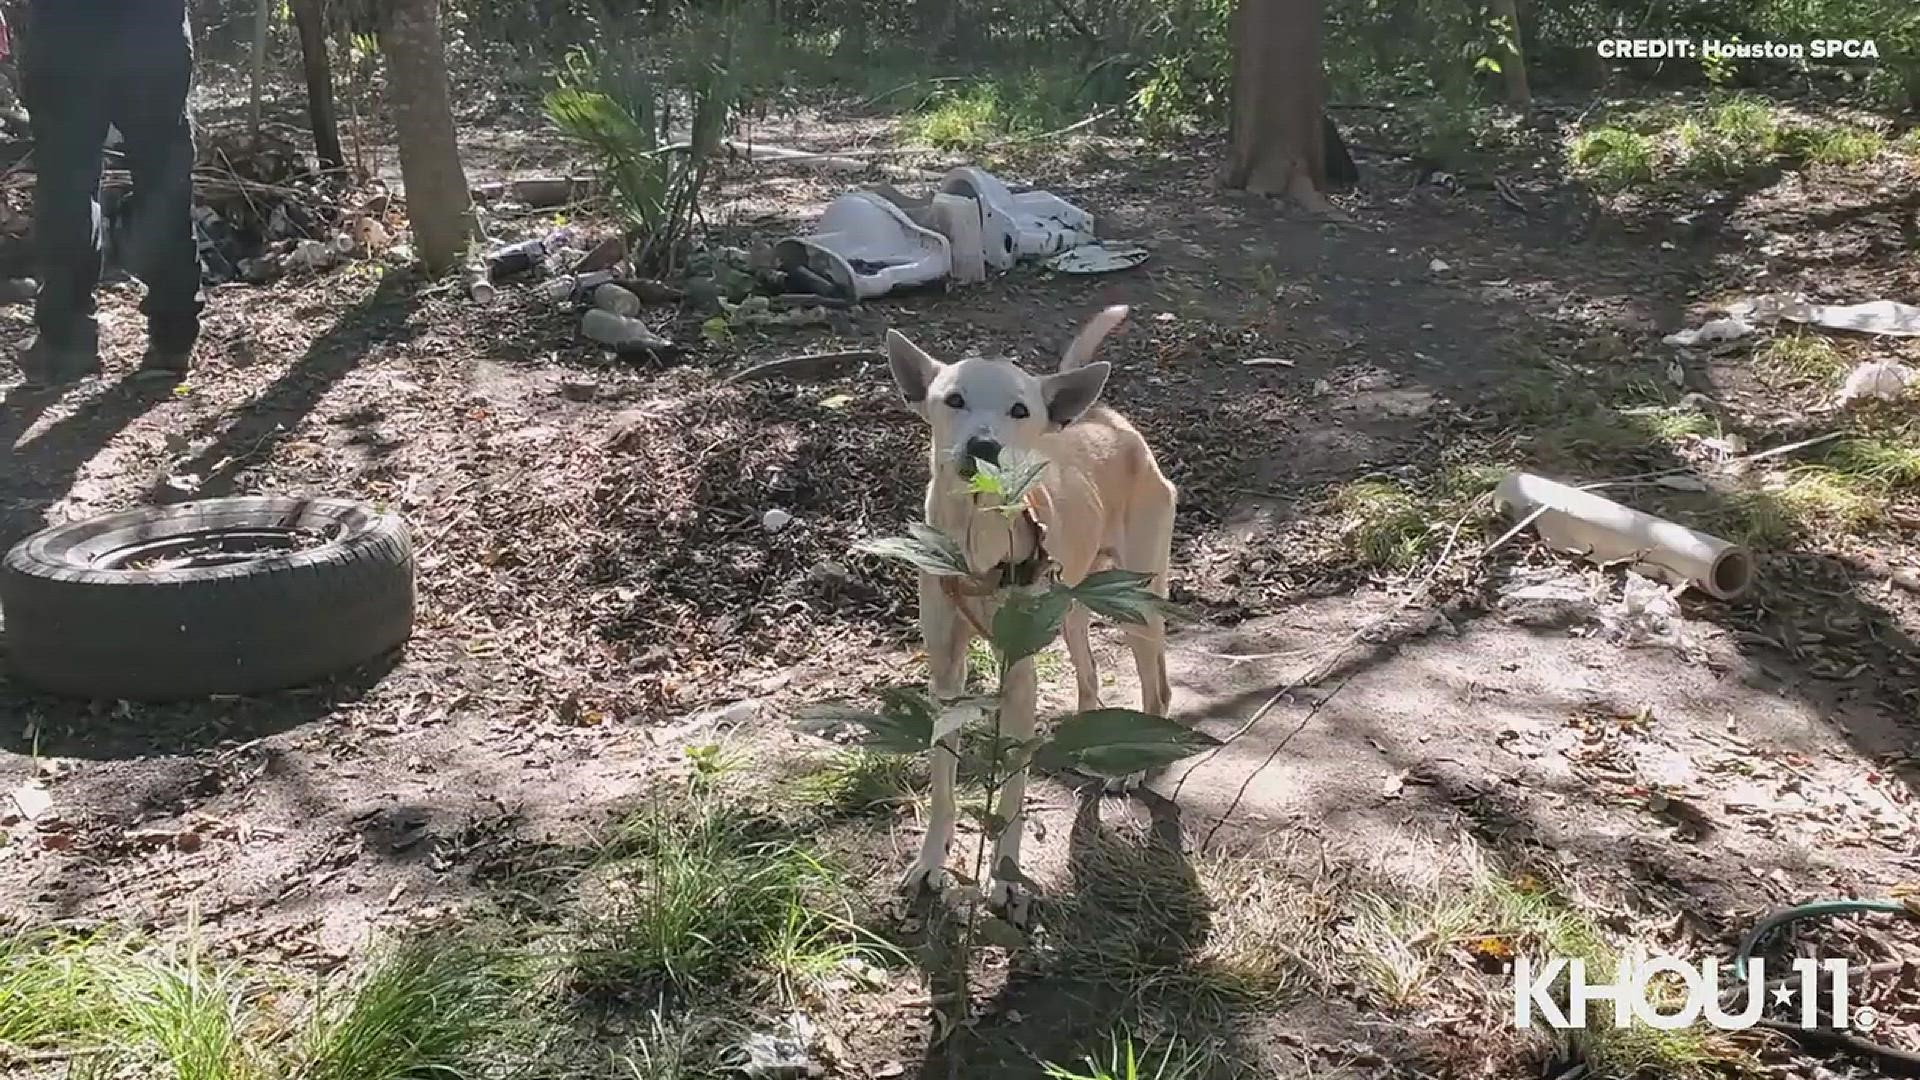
[1824,435,1920,488]
[0,928,116,1051]
[1621,404,1717,443]
[0,929,265,1080]
[1755,332,1848,385]
[99,937,260,1080]
[1330,465,1504,573]
[1783,121,1886,167]
[1568,127,1655,191]
[910,82,1005,150]
[904,72,1082,152]
[1714,466,1887,549]
[684,741,750,792]
[296,933,524,1080]
[1340,847,1738,1078]
[1332,480,1429,571]
[1041,1031,1218,1080]
[570,800,884,997]
[786,748,927,816]
[1773,467,1888,530]
[1571,96,1884,191]
[1537,404,1714,466]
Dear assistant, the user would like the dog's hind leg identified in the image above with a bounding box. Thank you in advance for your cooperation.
[986,653,1039,927]
[1121,482,1177,718]
[903,574,971,894]
[1062,603,1102,713]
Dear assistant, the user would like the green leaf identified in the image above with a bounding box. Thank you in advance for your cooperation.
[791,689,934,754]
[990,586,1070,662]
[1068,569,1165,625]
[970,450,1049,514]
[1034,708,1222,778]
[854,523,970,577]
[1475,55,1503,74]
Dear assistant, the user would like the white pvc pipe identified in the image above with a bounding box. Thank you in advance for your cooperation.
[1493,471,1755,600]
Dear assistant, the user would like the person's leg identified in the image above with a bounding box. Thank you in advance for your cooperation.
[112,8,201,376]
[19,21,110,384]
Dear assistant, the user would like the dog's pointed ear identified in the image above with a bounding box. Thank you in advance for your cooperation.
[886,329,943,410]
[1041,361,1110,427]
[1060,305,1129,371]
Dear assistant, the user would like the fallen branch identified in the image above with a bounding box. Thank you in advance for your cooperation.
[722,350,881,385]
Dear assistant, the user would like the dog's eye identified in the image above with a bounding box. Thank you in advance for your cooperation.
[943,393,965,409]
[1009,402,1030,419]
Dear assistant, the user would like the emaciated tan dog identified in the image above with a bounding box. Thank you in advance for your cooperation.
[884,305,1177,919]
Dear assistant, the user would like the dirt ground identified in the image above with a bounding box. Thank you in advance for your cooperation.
[4,94,1920,1078]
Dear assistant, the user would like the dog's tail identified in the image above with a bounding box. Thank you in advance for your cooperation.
[1059,305,1129,372]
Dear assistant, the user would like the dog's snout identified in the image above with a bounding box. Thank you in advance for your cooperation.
[964,437,1002,467]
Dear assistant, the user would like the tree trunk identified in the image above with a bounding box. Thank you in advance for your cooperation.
[381,0,472,275]
[1217,0,1341,216]
[292,0,344,170]
[1488,0,1531,111]
[249,0,272,136]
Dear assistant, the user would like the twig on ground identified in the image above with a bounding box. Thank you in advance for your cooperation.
[857,76,972,109]
[988,108,1119,148]
[721,350,881,385]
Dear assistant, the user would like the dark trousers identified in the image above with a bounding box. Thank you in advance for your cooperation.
[23,5,202,351]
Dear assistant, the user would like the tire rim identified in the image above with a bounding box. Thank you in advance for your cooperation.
[91,523,347,571]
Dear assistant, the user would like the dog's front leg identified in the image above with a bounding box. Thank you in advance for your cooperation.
[986,654,1039,927]
[903,572,970,894]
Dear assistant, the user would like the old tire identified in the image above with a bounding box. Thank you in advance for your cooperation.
[0,497,414,701]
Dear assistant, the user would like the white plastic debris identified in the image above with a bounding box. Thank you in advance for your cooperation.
[761,508,794,533]
[939,165,1096,268]
[1597,571,1688,650]
[1428,258,1451,273]
[773,192,951,301]
[287,235,353,272]
[722,1013,815,1080]
[929,193,986,284]
[592,284,642,317]
[1494,471,1754,600]
[8,781,52,822]
[1732,293,1920,337]
[1045,241,1149,275]
[1662,317,1756,348]
[465,265,495,303]
[538,270,614,302]
[581,309,670,350]
[1836,360,1914,405]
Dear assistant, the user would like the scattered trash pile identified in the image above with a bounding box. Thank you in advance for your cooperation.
[0,123,401,296]
[1663,290,1920,406]
[179,126,399,285]
[474,163,1147,357]
[772,164,1146,301]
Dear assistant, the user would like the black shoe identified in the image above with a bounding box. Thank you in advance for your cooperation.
[132,343,192,382]
[16,337,102,389]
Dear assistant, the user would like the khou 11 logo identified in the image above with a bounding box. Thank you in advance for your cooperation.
[1513,950,1878,1032]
